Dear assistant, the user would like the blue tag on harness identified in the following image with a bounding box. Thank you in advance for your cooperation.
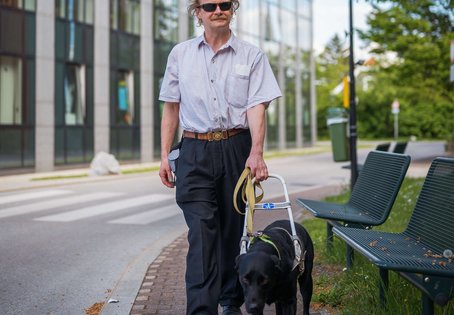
[263,203,275,209]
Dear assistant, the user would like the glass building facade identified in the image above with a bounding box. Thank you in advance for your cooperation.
[0,0,314,172]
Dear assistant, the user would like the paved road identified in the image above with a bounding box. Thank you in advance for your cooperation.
[0,141,447,315]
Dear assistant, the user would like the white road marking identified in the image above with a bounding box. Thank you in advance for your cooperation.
[0,190,72,206]
[0,192,121,219]
[35,194,174,222]
[108,205,181,225]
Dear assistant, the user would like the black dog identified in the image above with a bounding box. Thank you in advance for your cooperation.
[236,220,314,315]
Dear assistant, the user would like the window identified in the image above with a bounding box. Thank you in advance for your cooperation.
[55,0,94,24]
[0,0,35,11]
[56,0,66,17]
[124,0,140,34]
[117,70,134,125]
[111,0,140,35]
[154,6,178,42]
[0,56,22,125]
[264,2,281,42]
[64,64,85,125]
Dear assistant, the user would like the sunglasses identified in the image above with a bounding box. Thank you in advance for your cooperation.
[198,2,233,12]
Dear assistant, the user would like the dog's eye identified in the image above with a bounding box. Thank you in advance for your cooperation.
[241,277,250,284]
[259,276,269,286]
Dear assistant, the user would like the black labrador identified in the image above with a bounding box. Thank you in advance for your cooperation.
[236,220,314,315]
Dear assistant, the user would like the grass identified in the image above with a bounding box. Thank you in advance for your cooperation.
[31,174,89,181]
[303,177,454,314]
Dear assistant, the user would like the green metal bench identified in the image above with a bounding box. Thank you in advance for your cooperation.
[393,141,408,154]
[375,142,391,152]
[333,157,454,315]
[342,142,391,171]
[297,151,411,266]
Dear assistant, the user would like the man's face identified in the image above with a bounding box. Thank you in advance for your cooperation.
[196,1,233,30]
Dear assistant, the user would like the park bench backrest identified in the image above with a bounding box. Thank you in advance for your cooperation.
[346,151,411,223]
[404,157,454,252]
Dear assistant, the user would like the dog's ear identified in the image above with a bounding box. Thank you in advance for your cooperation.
[235,254,245,271]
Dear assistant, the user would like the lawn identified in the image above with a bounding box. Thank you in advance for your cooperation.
[303,177,454,315]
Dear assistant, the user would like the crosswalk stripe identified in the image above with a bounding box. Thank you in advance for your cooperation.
[0,190,72,206]
[35,194,174,222]
[108,205,181,225]
[0,192,121,219]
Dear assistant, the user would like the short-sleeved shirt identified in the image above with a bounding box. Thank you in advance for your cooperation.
[159,33,282,133]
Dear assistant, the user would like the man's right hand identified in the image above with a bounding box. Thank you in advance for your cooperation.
[159,159,175,188]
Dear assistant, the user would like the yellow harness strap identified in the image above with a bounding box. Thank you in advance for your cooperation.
[233,167,264,235]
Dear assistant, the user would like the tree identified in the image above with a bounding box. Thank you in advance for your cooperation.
[357,0,454,139]
[315,34,349,138]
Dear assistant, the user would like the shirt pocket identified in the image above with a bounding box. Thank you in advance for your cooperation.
[225,73,249,108]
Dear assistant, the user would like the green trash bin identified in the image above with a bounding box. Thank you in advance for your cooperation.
[327,107,350,162]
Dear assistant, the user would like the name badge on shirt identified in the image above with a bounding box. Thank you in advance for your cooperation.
[234,64,250,77]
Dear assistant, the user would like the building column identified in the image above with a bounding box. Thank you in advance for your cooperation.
[277,7,286,150]
[94,0,110,155]
[35,1,55,172]
[309,0,317,144]
[141,0,154,162]
[179,0,189,41]
[295,4,303,148]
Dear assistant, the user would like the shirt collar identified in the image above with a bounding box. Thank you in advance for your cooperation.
[196,32,238,54]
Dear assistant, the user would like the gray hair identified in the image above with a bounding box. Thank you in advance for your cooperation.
[188,0,240,25]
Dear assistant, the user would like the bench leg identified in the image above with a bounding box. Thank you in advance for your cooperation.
[326,222,333,251]
[422,293,434,315]
[379,268,389,307]
[346,244,354,269]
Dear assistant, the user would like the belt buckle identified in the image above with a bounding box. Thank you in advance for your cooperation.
[208,131,226,141]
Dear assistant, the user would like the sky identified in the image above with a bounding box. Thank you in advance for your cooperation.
[312,0,372,58]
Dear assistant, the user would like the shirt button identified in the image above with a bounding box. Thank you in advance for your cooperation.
[212,59,215,63]
[211,79,214,83]
[214,98,217,101]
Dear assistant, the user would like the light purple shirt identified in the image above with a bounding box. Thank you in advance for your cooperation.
[159,33,282,133]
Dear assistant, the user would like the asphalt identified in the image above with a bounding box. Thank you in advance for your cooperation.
[0,142,448,315]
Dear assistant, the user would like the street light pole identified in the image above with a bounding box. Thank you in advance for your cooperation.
[346,0,358,269]
[348,0,358,189]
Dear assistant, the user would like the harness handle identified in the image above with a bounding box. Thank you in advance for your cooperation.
[233,167,264,235]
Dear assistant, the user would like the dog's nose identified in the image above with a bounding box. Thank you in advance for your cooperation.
[248,303,259,313]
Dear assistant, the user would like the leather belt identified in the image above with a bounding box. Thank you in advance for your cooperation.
[183,129,248,141]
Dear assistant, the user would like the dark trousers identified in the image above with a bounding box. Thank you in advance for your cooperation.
[175,131,250,315]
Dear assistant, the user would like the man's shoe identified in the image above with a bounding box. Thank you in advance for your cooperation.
[223,305,243,315]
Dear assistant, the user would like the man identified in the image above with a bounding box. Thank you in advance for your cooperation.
[159,1,281,314]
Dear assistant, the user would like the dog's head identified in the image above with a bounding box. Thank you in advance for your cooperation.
[236,251,281,314]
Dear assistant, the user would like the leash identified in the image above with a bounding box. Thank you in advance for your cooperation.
[233,167,264,235]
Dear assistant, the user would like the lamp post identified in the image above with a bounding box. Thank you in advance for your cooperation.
[346,0,358,269]
[348,0,358,189]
